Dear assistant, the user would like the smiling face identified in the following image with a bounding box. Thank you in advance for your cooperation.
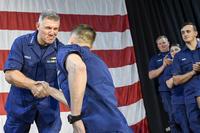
[36,18,60,45]
[156,37,170,52]
[181,25,198,44]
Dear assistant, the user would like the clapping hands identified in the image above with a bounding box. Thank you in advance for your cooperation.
[163,55,173,67]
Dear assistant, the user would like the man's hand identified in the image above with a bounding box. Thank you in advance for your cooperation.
[30,81,49,98]
[197,96,200,109]
[72,120,86,133]
[163,55,172,67]
[193,62,200,73]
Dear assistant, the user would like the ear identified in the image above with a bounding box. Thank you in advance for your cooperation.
[36,22,40,30]
[196,31,198,37]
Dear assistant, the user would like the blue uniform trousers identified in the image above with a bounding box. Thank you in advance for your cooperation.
[160,91,179,133]
[185,102,200,133]
[172,104,191,133]
[4,110,61,133]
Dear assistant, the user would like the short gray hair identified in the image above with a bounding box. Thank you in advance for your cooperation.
[38,9,60,23]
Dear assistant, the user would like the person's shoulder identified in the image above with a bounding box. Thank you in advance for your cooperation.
[174,50,184,59]
[149,53,161,62]
[11,32,35,47]
[58,44,82,57]
[15,32,35,42]
[57,44,82,64]
[59,44,81,51]
[151,52,161,59]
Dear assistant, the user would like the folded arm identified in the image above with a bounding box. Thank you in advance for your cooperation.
[173,70,196,85]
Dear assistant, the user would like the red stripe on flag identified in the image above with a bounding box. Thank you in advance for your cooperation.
[115,82,142,106]
[0,48,135,70]
[60,103,70,112]
[0,12,129,32]
[0,93,7,115]
[0,50,9,70]
[0,82,141,115]
[93,47,136,68]
[130,117,149,133]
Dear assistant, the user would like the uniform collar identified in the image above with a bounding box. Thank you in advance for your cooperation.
[29,31,38,45]
[28,31,58,58]
[182,40,200,51]
[158,51,169,56]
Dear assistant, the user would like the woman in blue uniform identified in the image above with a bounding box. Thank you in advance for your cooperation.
[164,44,191,133]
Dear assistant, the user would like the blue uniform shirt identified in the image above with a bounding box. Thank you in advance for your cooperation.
[57,44,132,133]
[4,31,63,124]
[148,52,170,91]
[173,41,200,103]
[163,64,184,104]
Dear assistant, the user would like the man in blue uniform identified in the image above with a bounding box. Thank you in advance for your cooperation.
[173,22,200,132]
[3,9,63,133]
[55,24,132,133]
[164,44,191,133]
[148,36,177,132]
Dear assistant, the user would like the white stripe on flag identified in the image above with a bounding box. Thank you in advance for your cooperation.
[0,71,10,93]
[109,64,139,88]
[0,0,127,15]
[119,99,146,126]
[0,30,133,50]
[0,64,139,93]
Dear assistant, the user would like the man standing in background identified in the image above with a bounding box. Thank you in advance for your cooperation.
[148,36,177,132]
[173,22,200,132]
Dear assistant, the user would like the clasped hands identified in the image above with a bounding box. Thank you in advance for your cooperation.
[30,81,50,98]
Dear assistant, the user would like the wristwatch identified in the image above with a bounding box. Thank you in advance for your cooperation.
[67,114,81,124]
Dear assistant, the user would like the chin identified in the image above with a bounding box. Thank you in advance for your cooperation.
[46,40,55,44]
[184,40,191,43]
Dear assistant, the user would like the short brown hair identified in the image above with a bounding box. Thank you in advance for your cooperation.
[181,22,197,31]
[156,35,168,43]
[71,24,96,45]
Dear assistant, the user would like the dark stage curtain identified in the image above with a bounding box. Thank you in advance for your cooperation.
[125,0,200,132]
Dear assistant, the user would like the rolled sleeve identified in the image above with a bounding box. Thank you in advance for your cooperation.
[4,38,24,72]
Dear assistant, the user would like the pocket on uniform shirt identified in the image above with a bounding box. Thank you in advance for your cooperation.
[180,60,192,72]
[22,59,37,79]
[45,63,57,83]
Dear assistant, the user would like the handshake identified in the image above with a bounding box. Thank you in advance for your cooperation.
[30,81,50,98]
[29,81,68,106]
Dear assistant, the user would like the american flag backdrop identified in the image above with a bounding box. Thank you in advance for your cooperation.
[0,0,149,132]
